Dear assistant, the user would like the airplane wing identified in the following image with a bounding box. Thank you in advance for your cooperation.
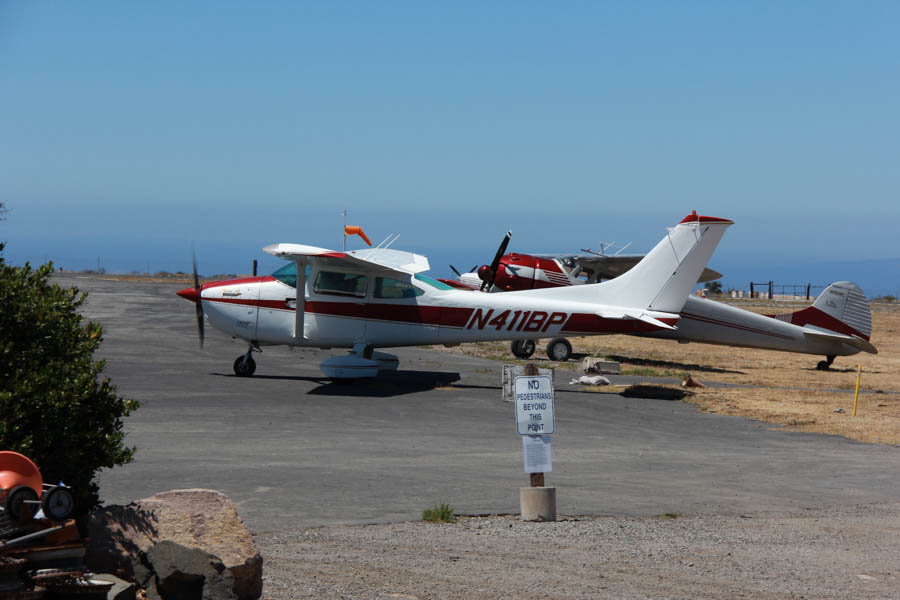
[802,328,879,354]
[263,244,430,275]
[536,253,722,283]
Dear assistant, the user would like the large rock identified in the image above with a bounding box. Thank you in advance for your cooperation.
[85,489,262,600]
[145,541,237,600]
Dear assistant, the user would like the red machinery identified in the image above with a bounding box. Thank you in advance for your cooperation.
[0,452,74,524]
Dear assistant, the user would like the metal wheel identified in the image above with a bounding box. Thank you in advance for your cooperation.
[233,355,257,377]
[41,486,76,521]
[546,338,572,362]
[4,485,39,522]
[511,339,536,359]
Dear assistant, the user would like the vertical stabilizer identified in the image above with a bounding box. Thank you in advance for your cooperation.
[774,281,873,340]
[594,212,733,313]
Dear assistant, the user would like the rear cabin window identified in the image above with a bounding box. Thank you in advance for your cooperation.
[314,271,368,297]
[374,277,424,299]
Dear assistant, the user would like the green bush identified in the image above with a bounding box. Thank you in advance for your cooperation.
[422,501,457,523]
[0,237,138,515]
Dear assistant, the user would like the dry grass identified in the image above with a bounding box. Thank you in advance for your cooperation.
[442,301,900,445]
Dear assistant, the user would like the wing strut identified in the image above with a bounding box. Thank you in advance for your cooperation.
[294,260,307,340]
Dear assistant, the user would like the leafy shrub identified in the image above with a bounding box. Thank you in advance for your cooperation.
[0,239,138,514]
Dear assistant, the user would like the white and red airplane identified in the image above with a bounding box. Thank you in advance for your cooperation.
[177,213,732,378]
[453,235,878,370]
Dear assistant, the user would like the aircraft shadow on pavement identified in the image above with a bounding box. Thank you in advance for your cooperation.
[211,370,463,397]
[604,354,745,375]
[305,370,463,397]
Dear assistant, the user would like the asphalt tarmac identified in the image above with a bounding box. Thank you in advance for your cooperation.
[58,274,900,534]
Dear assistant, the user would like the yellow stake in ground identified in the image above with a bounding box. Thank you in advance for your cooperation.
[852,365,862,417]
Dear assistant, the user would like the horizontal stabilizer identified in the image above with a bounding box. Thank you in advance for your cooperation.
[803,329,878,354]
[598,309,680,330]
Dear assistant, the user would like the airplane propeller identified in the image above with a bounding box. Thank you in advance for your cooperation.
[449,264,478,278]
[192,249,205,349]
[478,231,512,291]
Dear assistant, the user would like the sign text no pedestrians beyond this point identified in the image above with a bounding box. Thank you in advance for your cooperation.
[514,375,555,435]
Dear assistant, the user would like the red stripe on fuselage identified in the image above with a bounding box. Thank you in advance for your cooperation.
[770,307,869,341]
[681,311,795,341]
[202,275,275,290]
[204,296,475,328]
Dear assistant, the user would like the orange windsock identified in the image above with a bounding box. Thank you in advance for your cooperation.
[344,225,372,246]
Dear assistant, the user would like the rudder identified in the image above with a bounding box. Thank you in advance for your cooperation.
[774,281,872,340]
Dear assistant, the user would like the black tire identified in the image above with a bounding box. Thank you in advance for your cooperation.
[511,339,536,359]
[233,355,257,377]
[4,485,39,522]
[546,338,572,362]
[816,360,830,371]
[41,486,76,521]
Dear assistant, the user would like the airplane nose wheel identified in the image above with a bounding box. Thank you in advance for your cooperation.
[234,346,259,377]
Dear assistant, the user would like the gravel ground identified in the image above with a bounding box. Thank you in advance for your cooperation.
[257,502,900,599]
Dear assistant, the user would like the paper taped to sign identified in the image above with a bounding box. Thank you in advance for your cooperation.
[523,434,552,473]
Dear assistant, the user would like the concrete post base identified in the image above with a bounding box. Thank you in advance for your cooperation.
[520,487,557,521]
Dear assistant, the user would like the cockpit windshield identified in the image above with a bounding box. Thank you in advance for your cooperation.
[414,273,453,290]
[271,263,309,288]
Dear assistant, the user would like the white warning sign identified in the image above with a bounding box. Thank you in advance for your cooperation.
[514,375,555,435]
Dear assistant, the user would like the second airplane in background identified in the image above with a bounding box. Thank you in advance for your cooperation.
[450,229,877,369]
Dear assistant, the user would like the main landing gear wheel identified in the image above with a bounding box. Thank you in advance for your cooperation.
[546,338,572,362]
[510,339,536,359]
[233,355,257,377]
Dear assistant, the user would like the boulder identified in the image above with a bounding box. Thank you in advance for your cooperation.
[145,541,237,600]
[85,489,262,600]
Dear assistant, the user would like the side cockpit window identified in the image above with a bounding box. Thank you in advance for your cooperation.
[314,271,368,297]
[374,277,424,299]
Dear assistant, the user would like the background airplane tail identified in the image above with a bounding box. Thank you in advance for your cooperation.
[772,281,873,341]
[594,212,733,313]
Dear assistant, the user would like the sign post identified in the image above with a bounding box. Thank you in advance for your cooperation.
[514,363,557,521]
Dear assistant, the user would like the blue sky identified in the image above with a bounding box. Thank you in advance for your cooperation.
[2,2,898,294]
